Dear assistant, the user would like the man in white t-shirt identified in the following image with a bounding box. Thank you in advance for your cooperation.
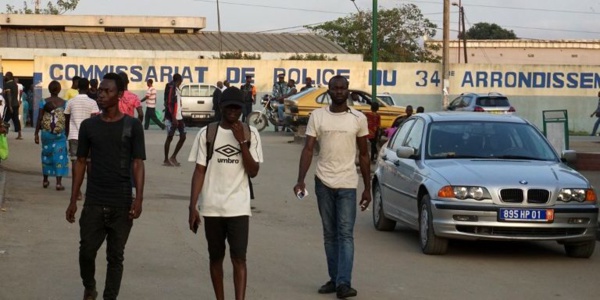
[141,79,165,130]
[294,75,371,299]
[188,86,263,300]
[64,78,100,199]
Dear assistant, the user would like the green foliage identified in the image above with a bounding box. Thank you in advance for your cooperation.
[306,4,439,62]
[5,0,79,14]
[214,51,261,60]
[462,22,517,40]
[287,54,337,61]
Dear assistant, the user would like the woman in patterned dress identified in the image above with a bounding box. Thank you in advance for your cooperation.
[34,80,69,190]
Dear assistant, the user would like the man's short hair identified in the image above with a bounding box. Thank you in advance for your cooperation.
[147,79,154,84]
[328,75,349,88]
[103,72,125,92]
[118,72,130,84]
[72,76,81,82]
[90,78,99,88]
[78,78,90,91]
[5,72,13,81]
[173,73,183,83]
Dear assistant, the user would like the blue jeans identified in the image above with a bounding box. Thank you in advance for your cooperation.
[277,104,285,125]
[314,176,357,287]
[592,117,600,136]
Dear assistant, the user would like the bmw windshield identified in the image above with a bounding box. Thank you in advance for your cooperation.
[426,121,558,161]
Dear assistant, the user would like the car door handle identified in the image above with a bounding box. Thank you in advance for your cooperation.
[197,101,205,104]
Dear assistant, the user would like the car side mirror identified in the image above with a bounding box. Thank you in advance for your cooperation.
[396,146,415,159]
[561,149,576,164]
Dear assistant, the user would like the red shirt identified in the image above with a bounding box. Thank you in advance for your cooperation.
[364,112,381,139]
[119,90,141,117]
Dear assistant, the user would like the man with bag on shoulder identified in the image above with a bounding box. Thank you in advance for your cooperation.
[590,91,600,136]
[66,72,146,300]
[188,87,263,300]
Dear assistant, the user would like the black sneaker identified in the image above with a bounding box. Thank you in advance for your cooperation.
[318,281,336,294]
[83,289,98,300]
[336,284,357,299]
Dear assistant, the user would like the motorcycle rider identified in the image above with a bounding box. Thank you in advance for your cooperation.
[240,75,256,123]
[272,73,289,132]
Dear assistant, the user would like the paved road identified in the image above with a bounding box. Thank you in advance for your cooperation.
[0,128,599,299]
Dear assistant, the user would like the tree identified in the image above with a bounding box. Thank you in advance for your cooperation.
[5,0,79,14]
[462,22,517,40]
[306,4,439,63]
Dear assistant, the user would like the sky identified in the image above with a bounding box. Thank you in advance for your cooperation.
[4,0,600,40]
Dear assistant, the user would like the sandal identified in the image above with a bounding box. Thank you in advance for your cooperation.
[169,158,181,167]
[43,181,50,189]
[56,184,65,191]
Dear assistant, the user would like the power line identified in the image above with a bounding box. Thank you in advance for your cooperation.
[393,0,600,15]
[256,22,325,33]
[429,19,600,35]
[194,0,349,15]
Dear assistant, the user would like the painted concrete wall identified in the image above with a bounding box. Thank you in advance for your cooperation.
[16,57,600,132]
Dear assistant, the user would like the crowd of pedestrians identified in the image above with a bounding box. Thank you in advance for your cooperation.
[11,69,600,300]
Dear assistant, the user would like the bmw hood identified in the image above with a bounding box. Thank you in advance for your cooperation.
[426,159,590,188]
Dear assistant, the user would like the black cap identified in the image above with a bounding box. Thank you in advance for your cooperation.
[219,87,244,108]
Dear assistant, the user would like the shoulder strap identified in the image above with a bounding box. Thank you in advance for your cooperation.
[205,121,220,165]
[120,116,134,176]
[242,123,255,200]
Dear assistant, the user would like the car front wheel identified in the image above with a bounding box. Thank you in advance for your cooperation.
[419,195,448,255]
[564,240,596,258]
[372,183,396,231]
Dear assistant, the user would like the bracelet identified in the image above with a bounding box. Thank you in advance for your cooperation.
[239,139,249,145]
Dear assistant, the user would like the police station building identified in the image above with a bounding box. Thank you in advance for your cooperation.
[1,14,599,131]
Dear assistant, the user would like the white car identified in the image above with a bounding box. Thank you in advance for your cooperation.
[377,93,398,107]
[180,83,218,127]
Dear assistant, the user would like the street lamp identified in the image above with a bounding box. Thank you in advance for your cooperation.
[452,1,467,63]
[216,0,223,58]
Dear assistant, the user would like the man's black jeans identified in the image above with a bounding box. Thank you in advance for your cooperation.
[144,107,165,130]
[3,106,21,132]
[79,206,133,300]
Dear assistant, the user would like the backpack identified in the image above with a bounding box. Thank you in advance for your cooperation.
[41,107,66,134]
[205,121,255,199]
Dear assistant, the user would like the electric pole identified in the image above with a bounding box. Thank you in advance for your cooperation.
[461,5,468,63]
[216,0,223,58]
[371,0,378,100]
[442,0,450,109]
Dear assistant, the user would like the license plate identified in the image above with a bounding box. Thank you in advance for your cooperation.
[498,208,554,222]
[192,114,210,119]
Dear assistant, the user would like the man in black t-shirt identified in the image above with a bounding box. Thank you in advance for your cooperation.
[66,72,146,300]
[2,72,23,139]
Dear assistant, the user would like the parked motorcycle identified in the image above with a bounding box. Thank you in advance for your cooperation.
[246,94,285,132]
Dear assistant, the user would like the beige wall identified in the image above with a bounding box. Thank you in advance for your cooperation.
[429,40,600,65]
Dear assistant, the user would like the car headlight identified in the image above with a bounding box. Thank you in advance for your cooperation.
[558,188,596,203]
[438,185,491,200]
